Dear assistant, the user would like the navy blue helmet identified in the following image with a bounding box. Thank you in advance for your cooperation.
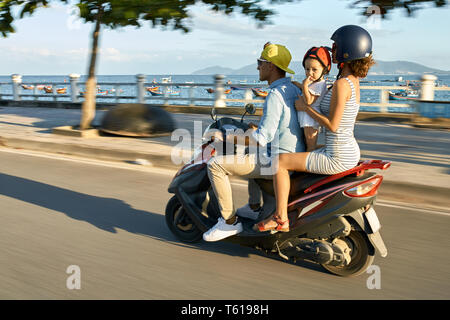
[331,25,372,63]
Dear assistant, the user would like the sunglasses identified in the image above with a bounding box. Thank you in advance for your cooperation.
[257,58,270,67]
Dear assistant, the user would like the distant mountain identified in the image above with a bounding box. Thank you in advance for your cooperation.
[369,60,449,75]
[191,60,450,76]
[191,65,235,75]
[191,62,302,75]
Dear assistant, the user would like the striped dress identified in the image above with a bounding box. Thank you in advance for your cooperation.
[306,77,360,175]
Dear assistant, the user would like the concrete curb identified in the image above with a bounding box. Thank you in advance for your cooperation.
[0,135,175,170]
[377,181,450,211]
[1,133,448,211]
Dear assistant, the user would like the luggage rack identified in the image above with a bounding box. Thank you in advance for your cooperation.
[303,160,391,194]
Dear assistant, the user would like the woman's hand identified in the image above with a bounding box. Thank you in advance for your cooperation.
[295,95,309,112]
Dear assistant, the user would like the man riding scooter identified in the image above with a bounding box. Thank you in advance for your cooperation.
[202,43,306,242]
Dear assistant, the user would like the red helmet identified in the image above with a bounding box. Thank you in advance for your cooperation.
[302,46,332,74]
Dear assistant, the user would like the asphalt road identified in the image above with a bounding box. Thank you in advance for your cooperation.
[0,147,449,299]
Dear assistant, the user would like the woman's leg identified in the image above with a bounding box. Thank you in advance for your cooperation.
[274,152,310,222]
[256,152,309,231]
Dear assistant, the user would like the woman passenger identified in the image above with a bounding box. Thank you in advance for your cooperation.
[256,25,376,232]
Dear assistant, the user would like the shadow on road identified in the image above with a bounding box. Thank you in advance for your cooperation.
[0,172,168,235]
[0,172,327,275]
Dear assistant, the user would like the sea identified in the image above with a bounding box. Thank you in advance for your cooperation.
[1,74,449,113]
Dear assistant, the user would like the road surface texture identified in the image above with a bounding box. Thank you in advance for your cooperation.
[0,148,449,299]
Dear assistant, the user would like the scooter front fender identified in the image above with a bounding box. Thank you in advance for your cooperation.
[168,164,209,194]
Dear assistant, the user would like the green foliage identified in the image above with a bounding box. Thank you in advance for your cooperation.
[0,0,277,37]
[1,0,54,36]
[1,0,447,37]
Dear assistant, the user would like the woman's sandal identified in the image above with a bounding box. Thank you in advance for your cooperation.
[255,215,289,233]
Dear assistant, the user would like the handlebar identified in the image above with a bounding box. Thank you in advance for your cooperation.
[209,117,250,133]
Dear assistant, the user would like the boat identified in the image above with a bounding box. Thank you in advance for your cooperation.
[152,76,180,96]
[43,86,53,93]
[161,76,172,84]
[177,81,196,88]
[43,86,66,94]
[147,86,159,92]
[388,89,419,101]
[399,80,420,90]
[230,86,247,90]
[231,80,249,90]
[109,88,123,94]
[251,88,268,98]
[21,84,35,90]
[224,89,231,94]
[149,89,180,96]
[206,88,215,94]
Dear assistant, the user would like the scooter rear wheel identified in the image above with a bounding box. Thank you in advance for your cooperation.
[165,196,203,243]
[321,231,375,277]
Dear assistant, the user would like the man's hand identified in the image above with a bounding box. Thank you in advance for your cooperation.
[205,129,223,142]
[248,122,258,130]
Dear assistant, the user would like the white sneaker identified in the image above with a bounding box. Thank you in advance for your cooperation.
[236,204,262,220]
[203,218,243,242]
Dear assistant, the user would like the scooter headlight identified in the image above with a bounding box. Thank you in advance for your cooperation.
[202,124,213,141]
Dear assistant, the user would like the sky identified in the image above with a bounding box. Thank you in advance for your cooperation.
[0,0,449,75]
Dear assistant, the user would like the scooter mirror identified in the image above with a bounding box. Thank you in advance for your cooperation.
[241,103,256,123]
[211,107,217,121]
[245,103,256,115]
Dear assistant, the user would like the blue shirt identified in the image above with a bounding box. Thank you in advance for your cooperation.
[252,77,305,157]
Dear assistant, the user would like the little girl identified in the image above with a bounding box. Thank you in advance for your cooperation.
[296,46,332,151]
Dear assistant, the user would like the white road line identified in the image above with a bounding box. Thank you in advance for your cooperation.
[0,146,178,176]
[2,146,449,216]
[375,200,450,217]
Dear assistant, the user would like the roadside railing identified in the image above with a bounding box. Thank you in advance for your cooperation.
[1,74,449,116]
[0,74,265,107]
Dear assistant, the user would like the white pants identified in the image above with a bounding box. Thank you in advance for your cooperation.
[207,153,273,220]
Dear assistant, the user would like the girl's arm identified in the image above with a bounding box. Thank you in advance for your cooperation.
[295,78,351,133]
[302,77,316,105]
[293,78,318,106]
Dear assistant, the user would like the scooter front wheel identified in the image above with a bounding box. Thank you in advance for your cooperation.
[321,231,375,277]
[165,196,203,243]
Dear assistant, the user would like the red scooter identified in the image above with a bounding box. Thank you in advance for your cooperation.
[166,106,389,277]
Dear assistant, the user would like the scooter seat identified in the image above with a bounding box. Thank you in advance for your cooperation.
[254,171,329,199]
